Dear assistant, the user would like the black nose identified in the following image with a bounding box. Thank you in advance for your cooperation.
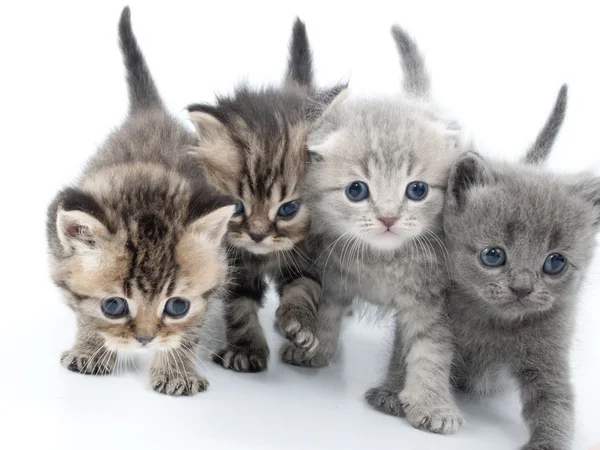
[135,336,154,345]
[510,286,533,299]
[248,232,267,243]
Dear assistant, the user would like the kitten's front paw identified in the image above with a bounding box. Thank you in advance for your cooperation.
[398,390,464,434]
[280,342,330,368]
[60,349,115,375]
[365,387,406,417]
[213,346,269,373]
[150,369,208,396]
[276,304,319,353]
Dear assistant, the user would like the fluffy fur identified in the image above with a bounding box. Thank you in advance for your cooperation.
[47,7,235,396]
[445,85,597,450]
[186,19,345,372]
[282,25,465,434]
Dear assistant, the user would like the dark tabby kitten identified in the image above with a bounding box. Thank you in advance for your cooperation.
[444,86,600,449]
[47,8,234,396]
[186,19,345,372]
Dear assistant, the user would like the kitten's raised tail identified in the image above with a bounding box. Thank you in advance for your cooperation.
[391,24,430,98]
[522,84,568,165]
[118,7,163,113]
[285,18,314,90]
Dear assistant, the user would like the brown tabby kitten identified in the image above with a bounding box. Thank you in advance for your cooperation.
[187,19,345,372]
[47,8,234,396]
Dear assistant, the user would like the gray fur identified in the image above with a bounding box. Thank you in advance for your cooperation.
[118,7,163,113]
[391,24,430,98]
[523,85,568,164]
[284,27,464,434]
[444,85,598,449]
[285,18,314,89]
[47,7,234,395]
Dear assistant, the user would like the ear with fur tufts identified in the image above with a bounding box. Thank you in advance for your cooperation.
[188,204,235,243]
[306,86,349,161]
[447,151,494,210]
[570,177,600,227]
[57,209,108,251]
[307,84,348,121]
[187,105,240,193]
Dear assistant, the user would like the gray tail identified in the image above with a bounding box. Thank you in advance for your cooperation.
[285,18,314,89]
[522,84,568,165]
[391,24,430,98]
[118,7,163,113]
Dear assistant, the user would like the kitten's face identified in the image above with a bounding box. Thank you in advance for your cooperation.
[307,99,458,251]
[188,91,312,255]
[445,155,600,321]
[50,171,233,351]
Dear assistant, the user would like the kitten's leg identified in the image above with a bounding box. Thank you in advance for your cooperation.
[60,325,115,375]
[394,305,463,434]
[213,278,269,372]
[276,275,321,353]
[150,342,208,396]
[365,321,407,417]
[280,287,351,368]
[516,358,574,450]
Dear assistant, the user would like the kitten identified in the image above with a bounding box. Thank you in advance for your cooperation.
[186,19,345,372]
[282,25,465,433]
[47,8,235,396]
[444,85,595,450]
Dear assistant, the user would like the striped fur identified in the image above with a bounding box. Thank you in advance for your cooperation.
[47,8,234,396]
[187,19,344,372]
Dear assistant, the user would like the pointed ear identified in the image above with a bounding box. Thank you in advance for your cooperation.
[187,105,229,142]
[188,204,235,243]
[307,84,349,121]
[187,105,240,193]
[447,151,494,210]
[306,85,349,160]
[57,209,108,251]
[570,177,600,227]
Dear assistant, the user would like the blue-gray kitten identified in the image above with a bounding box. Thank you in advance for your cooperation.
[281,25,465,433]
[445,86,597,450]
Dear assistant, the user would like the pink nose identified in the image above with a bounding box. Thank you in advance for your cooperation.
[378,217,398,228]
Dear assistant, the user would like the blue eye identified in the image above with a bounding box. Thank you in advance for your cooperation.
[543,253,567,275]
[101,297,128,318]
[406,181,429,201]
[345,181,369,201]
[234,202,244,215]
[480,248,507,267]
[164,297,190,317]
[277,200,301,219]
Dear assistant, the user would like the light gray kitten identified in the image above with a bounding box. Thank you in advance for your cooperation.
[444,86,597,450]
[281,25,464,433]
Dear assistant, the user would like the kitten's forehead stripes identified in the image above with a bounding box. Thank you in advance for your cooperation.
[55,281,88,302]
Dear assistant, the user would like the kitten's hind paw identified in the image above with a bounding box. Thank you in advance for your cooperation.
[280,342,330,368]
[276,304,319,354]
[399,390,464,434]
[61,349,115,375]
[150,370,208,396]
[213,346,269,373]
[365,387,406,417]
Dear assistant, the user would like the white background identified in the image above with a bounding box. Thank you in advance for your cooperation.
[1,1,599,449]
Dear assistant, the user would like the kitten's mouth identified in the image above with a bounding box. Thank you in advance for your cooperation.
[238,242,276,255]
